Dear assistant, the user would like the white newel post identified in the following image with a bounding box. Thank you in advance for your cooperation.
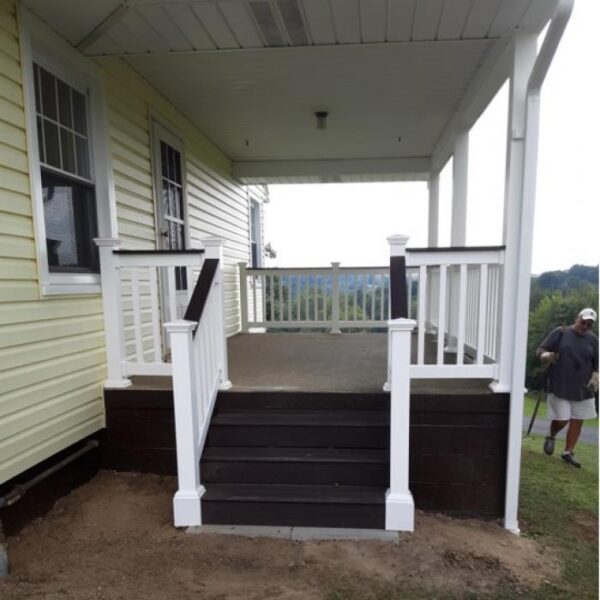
[95,238,131,388]
[204,238,232,389]
[386,317,416,531]
[165,320,203,527]
[330,262,341,334]
[238,261,249,333]
[383,234,409,392]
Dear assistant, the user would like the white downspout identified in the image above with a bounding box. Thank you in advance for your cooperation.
[504,0,575,534]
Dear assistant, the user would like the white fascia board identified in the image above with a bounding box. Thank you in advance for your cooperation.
[233,157,431,184]
[430,38,512,174]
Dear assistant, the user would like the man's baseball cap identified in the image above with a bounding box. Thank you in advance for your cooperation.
[578,308,597,322]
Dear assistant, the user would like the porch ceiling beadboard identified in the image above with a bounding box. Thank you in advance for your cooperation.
[0,0,105,485]
[21,0,557,183]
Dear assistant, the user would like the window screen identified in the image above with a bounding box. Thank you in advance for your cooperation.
[250,200,260,268]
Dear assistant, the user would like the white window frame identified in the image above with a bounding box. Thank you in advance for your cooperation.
[20,7,117,296]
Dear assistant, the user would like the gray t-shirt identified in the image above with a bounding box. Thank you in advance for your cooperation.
[539,326,599,401]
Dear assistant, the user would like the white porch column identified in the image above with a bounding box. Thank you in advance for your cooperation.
[491,34,538,394]
[385,317,416,531]
[450,131,469,246]
[95,238,131,388]
[165,320,203,527]
[238,261,249,333]
[427,172,440,247]
[204,238,232,390]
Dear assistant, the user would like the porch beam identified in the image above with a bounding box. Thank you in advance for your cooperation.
[233,157,431,184]
[431,38,512,175]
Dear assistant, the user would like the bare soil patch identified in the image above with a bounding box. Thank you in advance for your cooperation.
[0,471,560,599]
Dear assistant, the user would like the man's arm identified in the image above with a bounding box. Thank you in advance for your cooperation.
[537,327,562,363]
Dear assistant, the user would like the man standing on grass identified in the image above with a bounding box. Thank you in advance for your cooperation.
[538,308,599,468]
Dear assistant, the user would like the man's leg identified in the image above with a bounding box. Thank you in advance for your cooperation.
[550,420,568,437]
[565,419,583,453]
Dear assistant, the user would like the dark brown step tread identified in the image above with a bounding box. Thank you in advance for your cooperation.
[202,447,389,463]
[203,483,386,504]
[212,410,388,427]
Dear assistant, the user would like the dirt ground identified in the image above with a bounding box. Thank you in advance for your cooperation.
[0,471,560,599]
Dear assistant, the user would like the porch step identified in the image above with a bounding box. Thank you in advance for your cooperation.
[202,447,389,486]
[207,409,389,448]
[201,390,390,529]
[201,483,386,529]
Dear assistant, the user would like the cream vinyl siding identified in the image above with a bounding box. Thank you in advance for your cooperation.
[101,57,253,336]
[0,0,104,485]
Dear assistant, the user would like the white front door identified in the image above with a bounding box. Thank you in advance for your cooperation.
[152,122,190,325]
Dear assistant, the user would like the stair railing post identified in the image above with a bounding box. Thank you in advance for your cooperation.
[384,234,409,391]
[330,262,341,334]
[94,238,131,388]
[165,320,203,527]
[204,238,232,389]
[386,317,416,532]
[238,261,249,333]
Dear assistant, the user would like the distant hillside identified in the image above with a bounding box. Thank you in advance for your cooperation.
[530,264,598,312]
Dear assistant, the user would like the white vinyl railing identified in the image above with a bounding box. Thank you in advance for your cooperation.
[239,241,505,380]
[96,238,206,384]
[406,246,504,378]
[239,262,390,333]
[165,239,231,527]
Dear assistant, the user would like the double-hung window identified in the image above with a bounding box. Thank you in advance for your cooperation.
[33,63,99,274]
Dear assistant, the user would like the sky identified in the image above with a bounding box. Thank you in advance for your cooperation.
[263,0,599,274]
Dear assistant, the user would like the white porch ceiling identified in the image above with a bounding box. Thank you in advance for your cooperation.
[22,0,558,183]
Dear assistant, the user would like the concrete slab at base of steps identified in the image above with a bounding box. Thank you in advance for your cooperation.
[187,524,400,542]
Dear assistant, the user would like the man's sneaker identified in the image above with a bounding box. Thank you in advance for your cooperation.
[561,452,581,468]
[543,436,555,455]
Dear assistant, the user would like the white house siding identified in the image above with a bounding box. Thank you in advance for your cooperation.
[0,0,105,485]
[101,58,257,337]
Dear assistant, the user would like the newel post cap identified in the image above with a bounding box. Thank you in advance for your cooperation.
[387,318,417,332]
[94,237,122,248]
[387,234,410,246]
[164,320,197,334]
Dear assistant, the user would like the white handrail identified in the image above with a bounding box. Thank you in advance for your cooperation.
[95,239,206,385]
[239,262,391,333]
[166,239,230,527]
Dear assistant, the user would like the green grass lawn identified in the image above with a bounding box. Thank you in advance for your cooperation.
[523,393,599,426]
[518,435,598,599]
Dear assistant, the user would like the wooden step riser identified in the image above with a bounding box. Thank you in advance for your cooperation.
[202,461,389,486]
[216,392,389,411]
[207,426,390,448]
[202,500,385,529]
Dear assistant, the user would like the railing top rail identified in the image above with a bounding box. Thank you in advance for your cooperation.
[406,247,505,267]
[113,249,206,255]
[407,245,506,253]
[184,259,219,330]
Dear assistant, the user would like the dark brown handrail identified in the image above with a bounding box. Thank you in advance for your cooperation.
[184,259,219,332]
[113,249,205,255]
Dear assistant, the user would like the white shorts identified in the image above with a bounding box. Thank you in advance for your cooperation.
[547,394,597,421]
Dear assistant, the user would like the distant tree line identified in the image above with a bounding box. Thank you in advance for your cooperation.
[526,264,598,390]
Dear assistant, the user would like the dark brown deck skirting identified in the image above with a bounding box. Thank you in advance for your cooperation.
[0,437,101,536]
[102,388,509,518]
